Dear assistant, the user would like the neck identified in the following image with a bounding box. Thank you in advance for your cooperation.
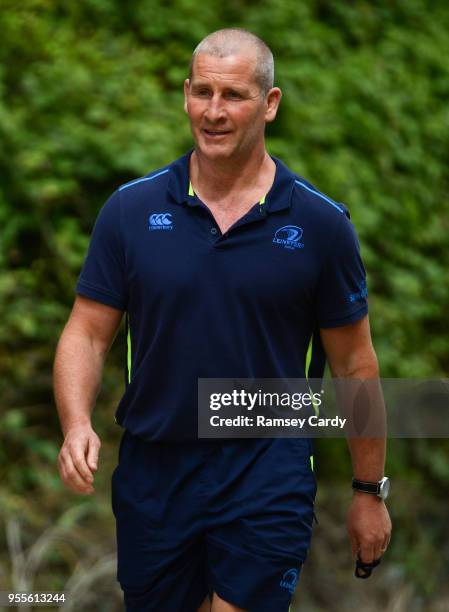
[190,145,272,202]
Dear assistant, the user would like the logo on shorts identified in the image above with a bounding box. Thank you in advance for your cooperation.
[149,213,173,231]
[273,225,304,250]
[280,568,299,594]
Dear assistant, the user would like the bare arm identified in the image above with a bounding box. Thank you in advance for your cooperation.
[320,315,385,481]
[320,315,392,563]
[53,295,123,494]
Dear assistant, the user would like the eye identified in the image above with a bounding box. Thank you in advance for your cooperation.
[193,88,211,98]
[226,91,243,100]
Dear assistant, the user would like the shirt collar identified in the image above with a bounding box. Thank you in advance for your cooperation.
[167,149,296,213]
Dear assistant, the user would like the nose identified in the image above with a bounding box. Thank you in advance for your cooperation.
[204,94,226,123]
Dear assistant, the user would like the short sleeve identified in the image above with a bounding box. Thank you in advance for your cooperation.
[316,212,368,328]
[76,190,128,310]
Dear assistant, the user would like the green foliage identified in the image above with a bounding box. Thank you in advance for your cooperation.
[1,1,448,608]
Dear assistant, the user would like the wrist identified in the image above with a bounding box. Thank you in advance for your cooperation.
[352,476,390,500]
[63,419,92,437]
[352,489,383,502]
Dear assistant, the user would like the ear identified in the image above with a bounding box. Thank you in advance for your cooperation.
[265,87,282,123]
[183,79,190,114]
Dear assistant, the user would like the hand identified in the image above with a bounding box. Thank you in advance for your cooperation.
[347,492,392,563]
[57,424,101,495]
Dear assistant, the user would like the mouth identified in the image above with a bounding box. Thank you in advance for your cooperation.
[202,129,231,138]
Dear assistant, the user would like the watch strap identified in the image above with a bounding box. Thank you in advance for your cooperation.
[352,478,380,494]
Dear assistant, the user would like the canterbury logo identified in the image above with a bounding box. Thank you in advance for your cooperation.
[149,213,173,231]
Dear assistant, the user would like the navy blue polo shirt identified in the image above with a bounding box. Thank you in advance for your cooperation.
[76,151,368,441]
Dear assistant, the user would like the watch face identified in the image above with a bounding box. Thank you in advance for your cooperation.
[379,477,390,500]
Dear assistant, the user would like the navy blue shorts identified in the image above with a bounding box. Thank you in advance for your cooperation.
[111,432,317,612]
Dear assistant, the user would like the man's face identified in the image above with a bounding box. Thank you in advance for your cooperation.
[184,52,280,162]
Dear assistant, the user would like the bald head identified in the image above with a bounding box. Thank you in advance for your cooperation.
[189,28,274,95]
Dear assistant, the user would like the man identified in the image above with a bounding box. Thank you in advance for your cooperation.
[54,28,391,612]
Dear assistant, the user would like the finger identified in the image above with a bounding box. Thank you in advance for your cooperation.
[378,535,390,556]
[375,544,386,558]
[65,460,94,493]
[61,467,92,494]
[61,453,94,494]
[57,456,67,482]
[358,542,375,564]
[58,449,90,488]
[59,440,93,482]
[70,444,94,483]
[86,436,100,471]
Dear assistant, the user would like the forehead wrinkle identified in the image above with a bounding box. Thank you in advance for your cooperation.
[192,53,259,84]
[193,72,251,87]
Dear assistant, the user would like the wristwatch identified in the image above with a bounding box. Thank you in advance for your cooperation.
[352,476,390,500]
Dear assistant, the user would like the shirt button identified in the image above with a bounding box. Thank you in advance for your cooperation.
[210,227,218,235]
